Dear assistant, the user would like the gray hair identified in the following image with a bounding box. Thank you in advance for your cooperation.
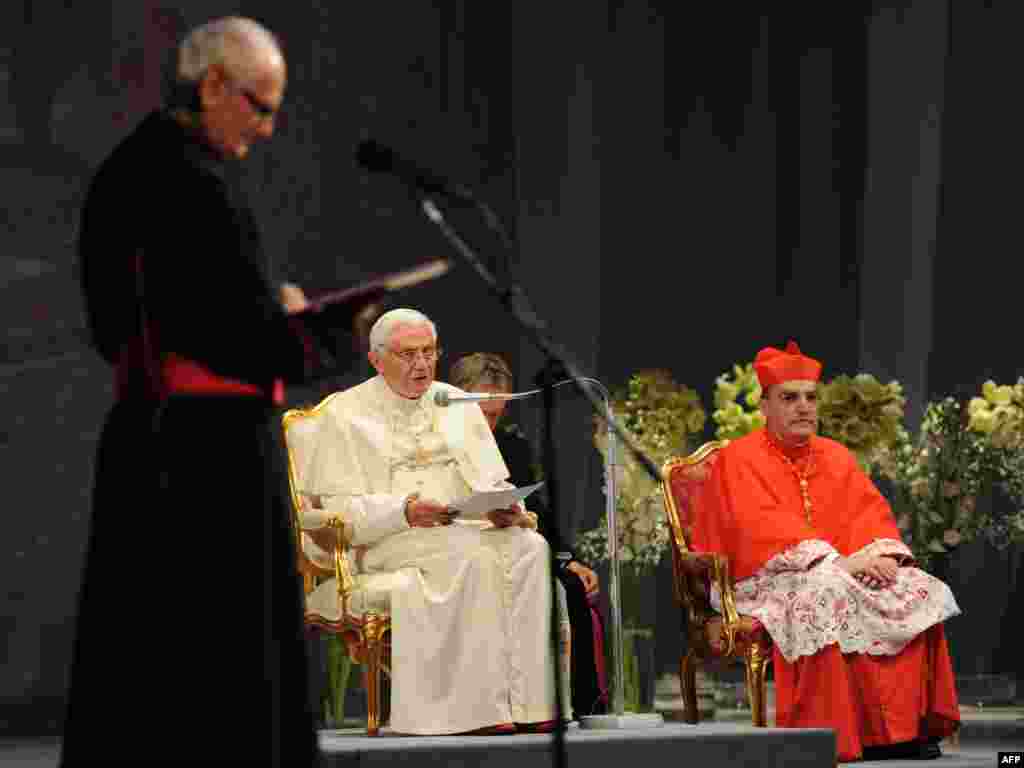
[369,308,437,352]
[166,17,281,107]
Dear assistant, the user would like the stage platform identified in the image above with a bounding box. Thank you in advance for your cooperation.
[317,722,837,767]
[3,712,1018,767]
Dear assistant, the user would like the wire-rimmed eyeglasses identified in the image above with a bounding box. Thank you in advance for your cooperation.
[387,346,443,367]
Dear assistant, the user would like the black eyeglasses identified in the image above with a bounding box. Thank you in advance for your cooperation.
[225,77,278,120]
[240,89,277,119]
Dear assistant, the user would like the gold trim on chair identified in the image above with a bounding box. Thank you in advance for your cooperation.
[283,394,392,736]
[660,441,772,728]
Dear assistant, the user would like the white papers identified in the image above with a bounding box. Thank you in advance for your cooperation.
[449,482,544,520]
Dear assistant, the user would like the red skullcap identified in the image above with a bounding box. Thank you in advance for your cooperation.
[753,341,822,389]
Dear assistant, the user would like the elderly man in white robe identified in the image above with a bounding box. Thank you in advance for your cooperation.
[299,308,561,735]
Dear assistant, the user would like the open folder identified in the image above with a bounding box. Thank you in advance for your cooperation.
[449,482,545,520]
[304,258,452,317]
[290,259,452,365]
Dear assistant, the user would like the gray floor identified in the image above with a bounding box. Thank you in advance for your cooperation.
[319,722,835,767]
[1,736,1017,767]
[2,710,1020,767]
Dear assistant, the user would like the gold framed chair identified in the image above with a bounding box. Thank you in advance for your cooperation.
[660,441,772,727]
[282,394,392,736]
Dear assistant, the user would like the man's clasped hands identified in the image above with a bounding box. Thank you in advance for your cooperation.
[835,553,901,590]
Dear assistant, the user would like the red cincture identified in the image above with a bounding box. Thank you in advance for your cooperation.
[120,251,285,405]
[116,347,284,405]
[162,354,284,405]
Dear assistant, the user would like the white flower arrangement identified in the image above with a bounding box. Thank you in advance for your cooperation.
[879,389,1024,569]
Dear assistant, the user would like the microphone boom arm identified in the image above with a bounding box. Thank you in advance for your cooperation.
[437,379,586,406]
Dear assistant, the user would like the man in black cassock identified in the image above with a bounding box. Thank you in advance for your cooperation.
[62,17,367,767]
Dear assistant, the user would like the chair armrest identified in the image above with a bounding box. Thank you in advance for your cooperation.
[300,505,355,543]
[675,550,743,657]
[706,553,744,657]
[319,516,360,607]
[297,514,360,602]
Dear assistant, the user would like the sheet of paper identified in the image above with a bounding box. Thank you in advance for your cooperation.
[449,482,544,520]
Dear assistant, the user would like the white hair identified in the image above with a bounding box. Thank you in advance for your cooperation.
[369,308,437,352]
[176,17,281,84]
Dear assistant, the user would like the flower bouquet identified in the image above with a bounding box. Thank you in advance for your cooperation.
[577,369,706,573]
[879,385,1024,569]
[711,363,765,440]
[817,373,906,473]
[968,379,1024,450]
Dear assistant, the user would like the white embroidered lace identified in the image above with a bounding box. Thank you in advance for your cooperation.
[712,538,961,663]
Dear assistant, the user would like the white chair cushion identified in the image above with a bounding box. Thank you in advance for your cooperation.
[305,572,413,622]
[306,567,572,626]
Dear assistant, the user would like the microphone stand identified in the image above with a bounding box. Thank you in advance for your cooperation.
[444,375,630,726]
[417,196,664,732]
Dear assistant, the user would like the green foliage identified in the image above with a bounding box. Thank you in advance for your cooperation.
[322,634,354,728]
[817,374,906,473]
[711,363,765,440]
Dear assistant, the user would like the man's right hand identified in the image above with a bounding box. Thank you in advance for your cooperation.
[405,495,457,528]
[837,554,898,589]
[279,282,310,315]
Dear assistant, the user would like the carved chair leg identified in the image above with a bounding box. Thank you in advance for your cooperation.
[744,643,770,728]
[363,617,387,736]
[381,634,392,728]
[679,649,699,725]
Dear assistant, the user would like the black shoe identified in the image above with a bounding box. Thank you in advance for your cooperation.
[862,739,941,761]
[917,739,941,760]
[862,741,914,760]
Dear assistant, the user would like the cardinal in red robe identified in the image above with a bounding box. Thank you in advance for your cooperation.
[693,342,960,762]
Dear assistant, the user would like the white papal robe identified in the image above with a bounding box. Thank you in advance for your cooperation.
[301,375,559,734]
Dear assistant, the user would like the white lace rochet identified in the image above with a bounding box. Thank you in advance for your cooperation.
[712,538,961,663]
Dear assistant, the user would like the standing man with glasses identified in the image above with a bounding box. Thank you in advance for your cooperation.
[66,17,378,768]
[163,16,283,159]
[297,308,564,735]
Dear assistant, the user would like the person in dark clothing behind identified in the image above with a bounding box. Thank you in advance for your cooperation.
[64,17,376,767]
[448,353,608,720]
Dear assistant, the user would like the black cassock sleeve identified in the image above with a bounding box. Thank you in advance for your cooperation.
[140,175,318,386]
[79,121,355,387]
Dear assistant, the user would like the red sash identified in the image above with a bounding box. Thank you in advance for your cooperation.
[115,339,283,405]
[118,252,285,405]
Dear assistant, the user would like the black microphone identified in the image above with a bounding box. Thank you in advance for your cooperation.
[356,140,474,201]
